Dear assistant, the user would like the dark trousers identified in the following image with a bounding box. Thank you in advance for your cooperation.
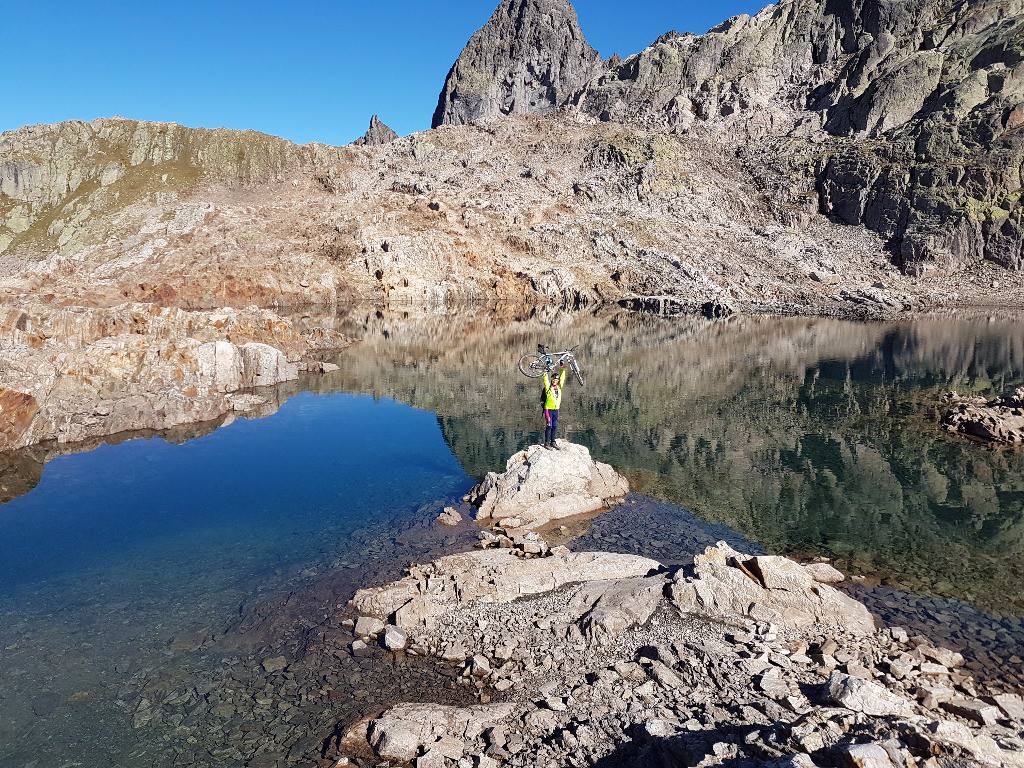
[544,408,559,444]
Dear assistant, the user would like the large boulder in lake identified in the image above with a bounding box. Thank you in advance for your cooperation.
[670,542,876,635]
[466,441,628,528]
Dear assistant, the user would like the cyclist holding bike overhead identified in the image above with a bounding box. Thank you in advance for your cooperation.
[542,363,567,449]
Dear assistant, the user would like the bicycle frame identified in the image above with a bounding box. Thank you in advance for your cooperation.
[537,345,578,371]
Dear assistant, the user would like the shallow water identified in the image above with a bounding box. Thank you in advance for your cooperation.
[0,393,473,767]
[2,308,1024,766]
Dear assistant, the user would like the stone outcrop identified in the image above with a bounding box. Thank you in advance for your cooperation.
[431,0,604,127]
[341,531,1024,768]
[352,115,399,147]
[672,542,877,634]
[943,387,1024,444]
[466,441,628,528]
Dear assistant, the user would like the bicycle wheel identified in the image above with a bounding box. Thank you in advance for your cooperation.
[569,357,584,387]
[518,354,548,379]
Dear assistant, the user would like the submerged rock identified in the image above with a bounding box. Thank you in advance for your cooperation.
[437,507,463,526]
[465,441,628,528]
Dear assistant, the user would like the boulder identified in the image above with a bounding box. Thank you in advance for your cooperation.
[824,672,914,717]
[354,616,386,637]
[351,549,661,630]
[994,693,1024,723]
[382,625,409,651]
[240,343,299,388]
[466,442,628,528]
[567,574,669,642]
[802,562,846,584]
[367,703,515,761]
[194,340,243,392]
[670,543,876,634]
[941,697,1000,727]
[841,743,895,768]
[437,507,463,526]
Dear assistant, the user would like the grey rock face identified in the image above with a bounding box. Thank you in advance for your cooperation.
[352,115,399,147]
[575,0,1024,274]
[432,0,604,127]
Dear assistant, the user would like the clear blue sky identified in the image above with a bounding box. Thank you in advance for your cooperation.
[2,0,771,146]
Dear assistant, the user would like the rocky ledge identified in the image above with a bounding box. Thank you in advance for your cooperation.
[0,302,347,451]
[942,388,1024,445]
[330,445,1024,768]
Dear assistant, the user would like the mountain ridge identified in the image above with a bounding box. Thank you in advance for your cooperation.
[435,0,1024,275]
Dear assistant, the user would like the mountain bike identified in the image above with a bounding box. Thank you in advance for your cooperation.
[518,345,584,386]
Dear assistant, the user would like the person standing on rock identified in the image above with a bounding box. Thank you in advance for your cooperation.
[542,364,567,449]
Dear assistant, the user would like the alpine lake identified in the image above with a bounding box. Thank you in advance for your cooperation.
[1,307,1022,768]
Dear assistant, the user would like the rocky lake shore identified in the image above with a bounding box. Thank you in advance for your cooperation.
[320,443,1024,768]
[3,0,1024,763]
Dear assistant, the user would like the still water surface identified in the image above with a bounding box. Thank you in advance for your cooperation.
[1,309,1023,766]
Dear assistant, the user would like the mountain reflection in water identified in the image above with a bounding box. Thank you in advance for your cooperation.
[322,309,1024,615]
[2,308,1022,615]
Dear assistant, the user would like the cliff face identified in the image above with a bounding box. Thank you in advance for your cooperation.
[431,0,605,127]
[579,0,1024,275]
[436,0,1024,274]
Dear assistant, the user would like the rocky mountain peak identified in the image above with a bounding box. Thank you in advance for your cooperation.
[431,0,605,128]
[352,115,399,146]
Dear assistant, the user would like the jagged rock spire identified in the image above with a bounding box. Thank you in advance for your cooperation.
[431,0,605,128]
[353,115,399,147]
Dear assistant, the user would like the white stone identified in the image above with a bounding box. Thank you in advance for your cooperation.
[354,615,386,637]
[240,342,299,387]
[466,442,628,527]
[383,625,408,651]
[824,672,913,717]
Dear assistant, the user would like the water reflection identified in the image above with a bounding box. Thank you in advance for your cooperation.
[322,309,1024,614]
